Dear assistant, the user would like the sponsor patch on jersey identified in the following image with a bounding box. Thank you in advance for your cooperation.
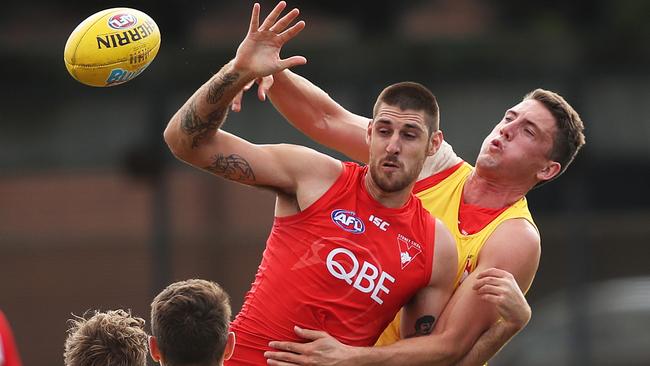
[331,209,365,234]
[397,234,422,269]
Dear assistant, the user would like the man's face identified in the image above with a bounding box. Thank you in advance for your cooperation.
[367,103,433,192]
[476,99,558,184]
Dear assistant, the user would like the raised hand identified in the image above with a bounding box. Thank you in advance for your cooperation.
[233,2,306,80]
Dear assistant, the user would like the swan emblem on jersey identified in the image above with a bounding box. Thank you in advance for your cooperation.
[397,234,422,269]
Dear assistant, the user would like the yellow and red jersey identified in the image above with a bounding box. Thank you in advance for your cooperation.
[375,161,536,346]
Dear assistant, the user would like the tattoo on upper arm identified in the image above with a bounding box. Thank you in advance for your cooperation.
[204,153,256,184]
[405,315,436,338]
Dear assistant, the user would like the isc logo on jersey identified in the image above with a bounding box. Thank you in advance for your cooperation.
[331,209,365,234]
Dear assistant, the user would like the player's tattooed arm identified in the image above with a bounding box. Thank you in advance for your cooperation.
[404,315,437,338]
[179,69,242,149]
[204,153,256,184]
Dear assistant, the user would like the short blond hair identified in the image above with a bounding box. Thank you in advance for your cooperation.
[64,309,148,366]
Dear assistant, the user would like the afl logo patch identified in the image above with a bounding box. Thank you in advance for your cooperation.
[108,13,138,30]
[331,209,365,234]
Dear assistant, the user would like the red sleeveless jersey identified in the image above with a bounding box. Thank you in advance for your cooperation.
[227,162,436,365]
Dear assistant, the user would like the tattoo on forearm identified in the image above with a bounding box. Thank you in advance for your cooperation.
[179,71,240,149]
[180,100,220,148]
[204,154,256,183]
[405,315,436,338]
[180,100,202,134]
[207,72,239,104]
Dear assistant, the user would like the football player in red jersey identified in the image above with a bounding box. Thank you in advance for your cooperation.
[164,2,459,365]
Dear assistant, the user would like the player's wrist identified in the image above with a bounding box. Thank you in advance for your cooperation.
[350,345,393,366]
[229,58,258,83]
[330,344,367,366]
[501,309,530,334]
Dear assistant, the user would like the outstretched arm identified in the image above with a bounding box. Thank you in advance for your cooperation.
[267,70,371,162]
[165,1,305,156]
[232,70,370,163]
[164,2,336,192]
[235,72,463,174]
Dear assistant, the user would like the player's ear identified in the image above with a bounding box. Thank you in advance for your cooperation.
[149,336,162,363]
[224,331,236,360]
[427,130,443,156]
[537,161,561,182]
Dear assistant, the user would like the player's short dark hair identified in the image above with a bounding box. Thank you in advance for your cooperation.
[373,82,440,136]
[151,279,232,366]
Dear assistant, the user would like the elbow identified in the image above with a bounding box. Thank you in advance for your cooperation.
[163,119,189,162]
[162,122,176,150]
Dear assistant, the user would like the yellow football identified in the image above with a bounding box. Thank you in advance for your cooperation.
[64,8,161,87]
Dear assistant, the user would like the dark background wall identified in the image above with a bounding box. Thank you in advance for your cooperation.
[1,1,649,365]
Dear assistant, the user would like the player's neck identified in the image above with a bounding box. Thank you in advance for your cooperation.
[364,173,413,208]
[463,170,529,208]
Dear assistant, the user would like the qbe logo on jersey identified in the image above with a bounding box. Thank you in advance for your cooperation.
[331,209,365,234]
[108,13,138,30]
[326,248,395,304]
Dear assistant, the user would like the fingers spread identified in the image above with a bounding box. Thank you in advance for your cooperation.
[279,20,306,43]
[249,3,260,33]
[260,1,287,31]
[279,55,307,71]
[270,8,300,33]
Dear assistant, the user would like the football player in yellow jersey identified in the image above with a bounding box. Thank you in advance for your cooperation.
[234,70,585,365]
